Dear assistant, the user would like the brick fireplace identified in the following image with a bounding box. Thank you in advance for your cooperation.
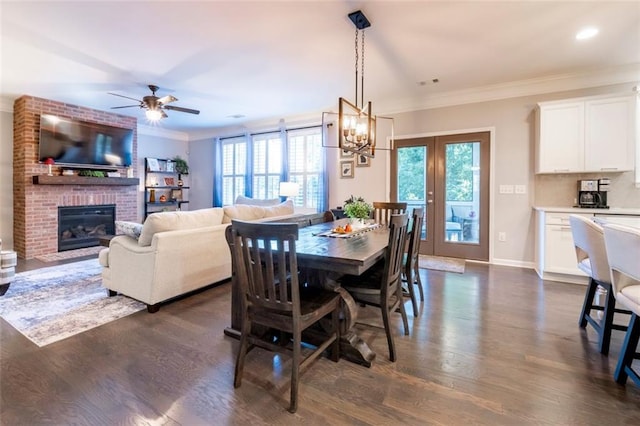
[13,96,138,259]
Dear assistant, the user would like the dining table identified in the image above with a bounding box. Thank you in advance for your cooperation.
[224,218,390,367]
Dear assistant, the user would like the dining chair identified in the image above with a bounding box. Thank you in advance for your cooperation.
[569,215,629,355]
[230,220,341,413]
[372,202,408,227]
[603,223,640,387]
[339,213,410,362]
[403,207,424,316]
[308,210,335,226]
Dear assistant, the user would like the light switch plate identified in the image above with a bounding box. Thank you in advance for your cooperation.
[515,185,526,194]
[499,185,514,194]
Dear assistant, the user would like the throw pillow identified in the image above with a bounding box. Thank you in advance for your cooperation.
[235,195,281,206]
[115,221,143,240]
[263,199,294,217]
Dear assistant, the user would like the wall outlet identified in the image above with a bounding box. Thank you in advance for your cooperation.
[498,232,507,242]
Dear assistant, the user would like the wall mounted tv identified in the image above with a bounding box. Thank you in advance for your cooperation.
[38,114,133,168]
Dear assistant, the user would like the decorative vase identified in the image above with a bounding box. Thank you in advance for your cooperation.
[177,179,184,187]
[350,218,368,230]
[149,189,156,203]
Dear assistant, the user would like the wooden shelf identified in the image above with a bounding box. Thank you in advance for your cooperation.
[33,175,139,186]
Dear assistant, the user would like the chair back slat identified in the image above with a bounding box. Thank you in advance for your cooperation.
[407,208,424,267]
[373,202,408,226]
[382,213,410,297]
[232,220,299,313]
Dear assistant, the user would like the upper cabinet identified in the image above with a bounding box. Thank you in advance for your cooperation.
[536,94,637,174]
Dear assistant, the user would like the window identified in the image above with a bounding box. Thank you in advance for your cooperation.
[252,133,282,200]
[215,126,325,210]
[221,137,247,206]
[288,128,324,210]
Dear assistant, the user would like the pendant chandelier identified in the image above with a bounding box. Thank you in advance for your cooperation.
[339,10,376,158]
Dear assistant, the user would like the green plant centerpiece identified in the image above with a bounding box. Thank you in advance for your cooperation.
[343,195,372,229]
[172,156,189,175]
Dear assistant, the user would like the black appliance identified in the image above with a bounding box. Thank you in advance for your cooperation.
[577,178,609,208]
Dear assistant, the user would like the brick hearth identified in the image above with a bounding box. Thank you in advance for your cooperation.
[13,96,138,259]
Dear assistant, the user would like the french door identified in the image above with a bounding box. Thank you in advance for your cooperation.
[390,132,490,261]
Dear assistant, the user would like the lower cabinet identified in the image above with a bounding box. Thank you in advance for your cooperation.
[535,211,590,284]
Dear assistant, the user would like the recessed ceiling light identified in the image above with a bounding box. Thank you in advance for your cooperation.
[576,27,599,40]
[228,114,245,119]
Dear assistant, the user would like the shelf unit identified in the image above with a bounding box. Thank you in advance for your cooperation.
[144,157,189,219]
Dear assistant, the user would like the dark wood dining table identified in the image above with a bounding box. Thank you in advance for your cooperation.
[224,218,389,367]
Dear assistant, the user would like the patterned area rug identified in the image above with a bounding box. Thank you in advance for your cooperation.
[35,245,104,263]
[418,255,466,274]
[0,259,144,346]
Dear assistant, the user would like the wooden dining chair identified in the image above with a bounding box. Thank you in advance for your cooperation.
[230,220,341,413]
[308,210,335,226]
[372,202,407,226]
[403,207,424,316]
[339,213,410,362]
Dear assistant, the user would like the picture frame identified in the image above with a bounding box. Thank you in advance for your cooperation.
[171,189,183,201]
[164,177,176,186]
[356,154,370,167]
[147,158,160,172]
[166,161,175,172]
[340,149,354,159]
[340,160,354,179]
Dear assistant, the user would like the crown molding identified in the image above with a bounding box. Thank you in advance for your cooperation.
[379,63,640,115]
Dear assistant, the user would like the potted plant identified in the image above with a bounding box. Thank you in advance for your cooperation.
[343,195,372,228]
[172,156,189,175]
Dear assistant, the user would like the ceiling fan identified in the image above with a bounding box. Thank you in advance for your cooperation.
[108,84,200,120]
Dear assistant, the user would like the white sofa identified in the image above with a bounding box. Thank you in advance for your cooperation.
[99,200,297,312]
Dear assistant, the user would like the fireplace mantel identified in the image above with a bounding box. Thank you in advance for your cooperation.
[33,176,139,186]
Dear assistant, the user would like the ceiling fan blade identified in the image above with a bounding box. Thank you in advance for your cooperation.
[157,95,178,105]
[164,105,200,115]
[161,110,168,119]
[111,104,141,109]
[108,92,142,103]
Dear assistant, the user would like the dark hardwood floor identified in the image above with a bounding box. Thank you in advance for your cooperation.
[2,259,639,425]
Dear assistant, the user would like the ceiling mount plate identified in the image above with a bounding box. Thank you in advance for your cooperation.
[348,10,371,30]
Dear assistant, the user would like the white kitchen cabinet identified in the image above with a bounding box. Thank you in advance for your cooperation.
[585,96,636,172]
[536,94,636,174]
[535,210,591,284]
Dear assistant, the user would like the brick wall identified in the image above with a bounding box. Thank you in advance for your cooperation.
[13,96,138,259]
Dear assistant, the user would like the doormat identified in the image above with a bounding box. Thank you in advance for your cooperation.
[0,258,144,347]
[418,255,465,274]
[35,245,104,263]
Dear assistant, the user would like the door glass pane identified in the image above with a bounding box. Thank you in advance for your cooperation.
[444,142,480,244]
[397,146,427,239]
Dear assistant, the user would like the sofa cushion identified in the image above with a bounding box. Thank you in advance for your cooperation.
[235,195,281,206]
[115,220,143,240]
[138,208,224,246]
[223,199,294,223]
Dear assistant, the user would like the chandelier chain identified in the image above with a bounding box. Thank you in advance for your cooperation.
[354,28,359,106]
[361,29,365,109]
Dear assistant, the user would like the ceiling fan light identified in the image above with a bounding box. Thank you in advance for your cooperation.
[146,108,163,121]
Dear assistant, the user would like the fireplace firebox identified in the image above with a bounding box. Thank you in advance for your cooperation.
[58,205,115,251]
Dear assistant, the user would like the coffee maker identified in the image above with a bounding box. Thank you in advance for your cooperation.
[577,178,609,208]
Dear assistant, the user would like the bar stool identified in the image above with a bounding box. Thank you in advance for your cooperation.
[603,223,640,387]
[569,215,629,355]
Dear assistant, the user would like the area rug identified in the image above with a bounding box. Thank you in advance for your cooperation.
[0,258,144,347]
[418,255,466,274]
[35,245,104,263]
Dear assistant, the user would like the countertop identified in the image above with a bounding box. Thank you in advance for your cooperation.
[533,206,640,215]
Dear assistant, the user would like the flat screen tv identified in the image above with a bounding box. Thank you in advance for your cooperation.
[38,114,133,168]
